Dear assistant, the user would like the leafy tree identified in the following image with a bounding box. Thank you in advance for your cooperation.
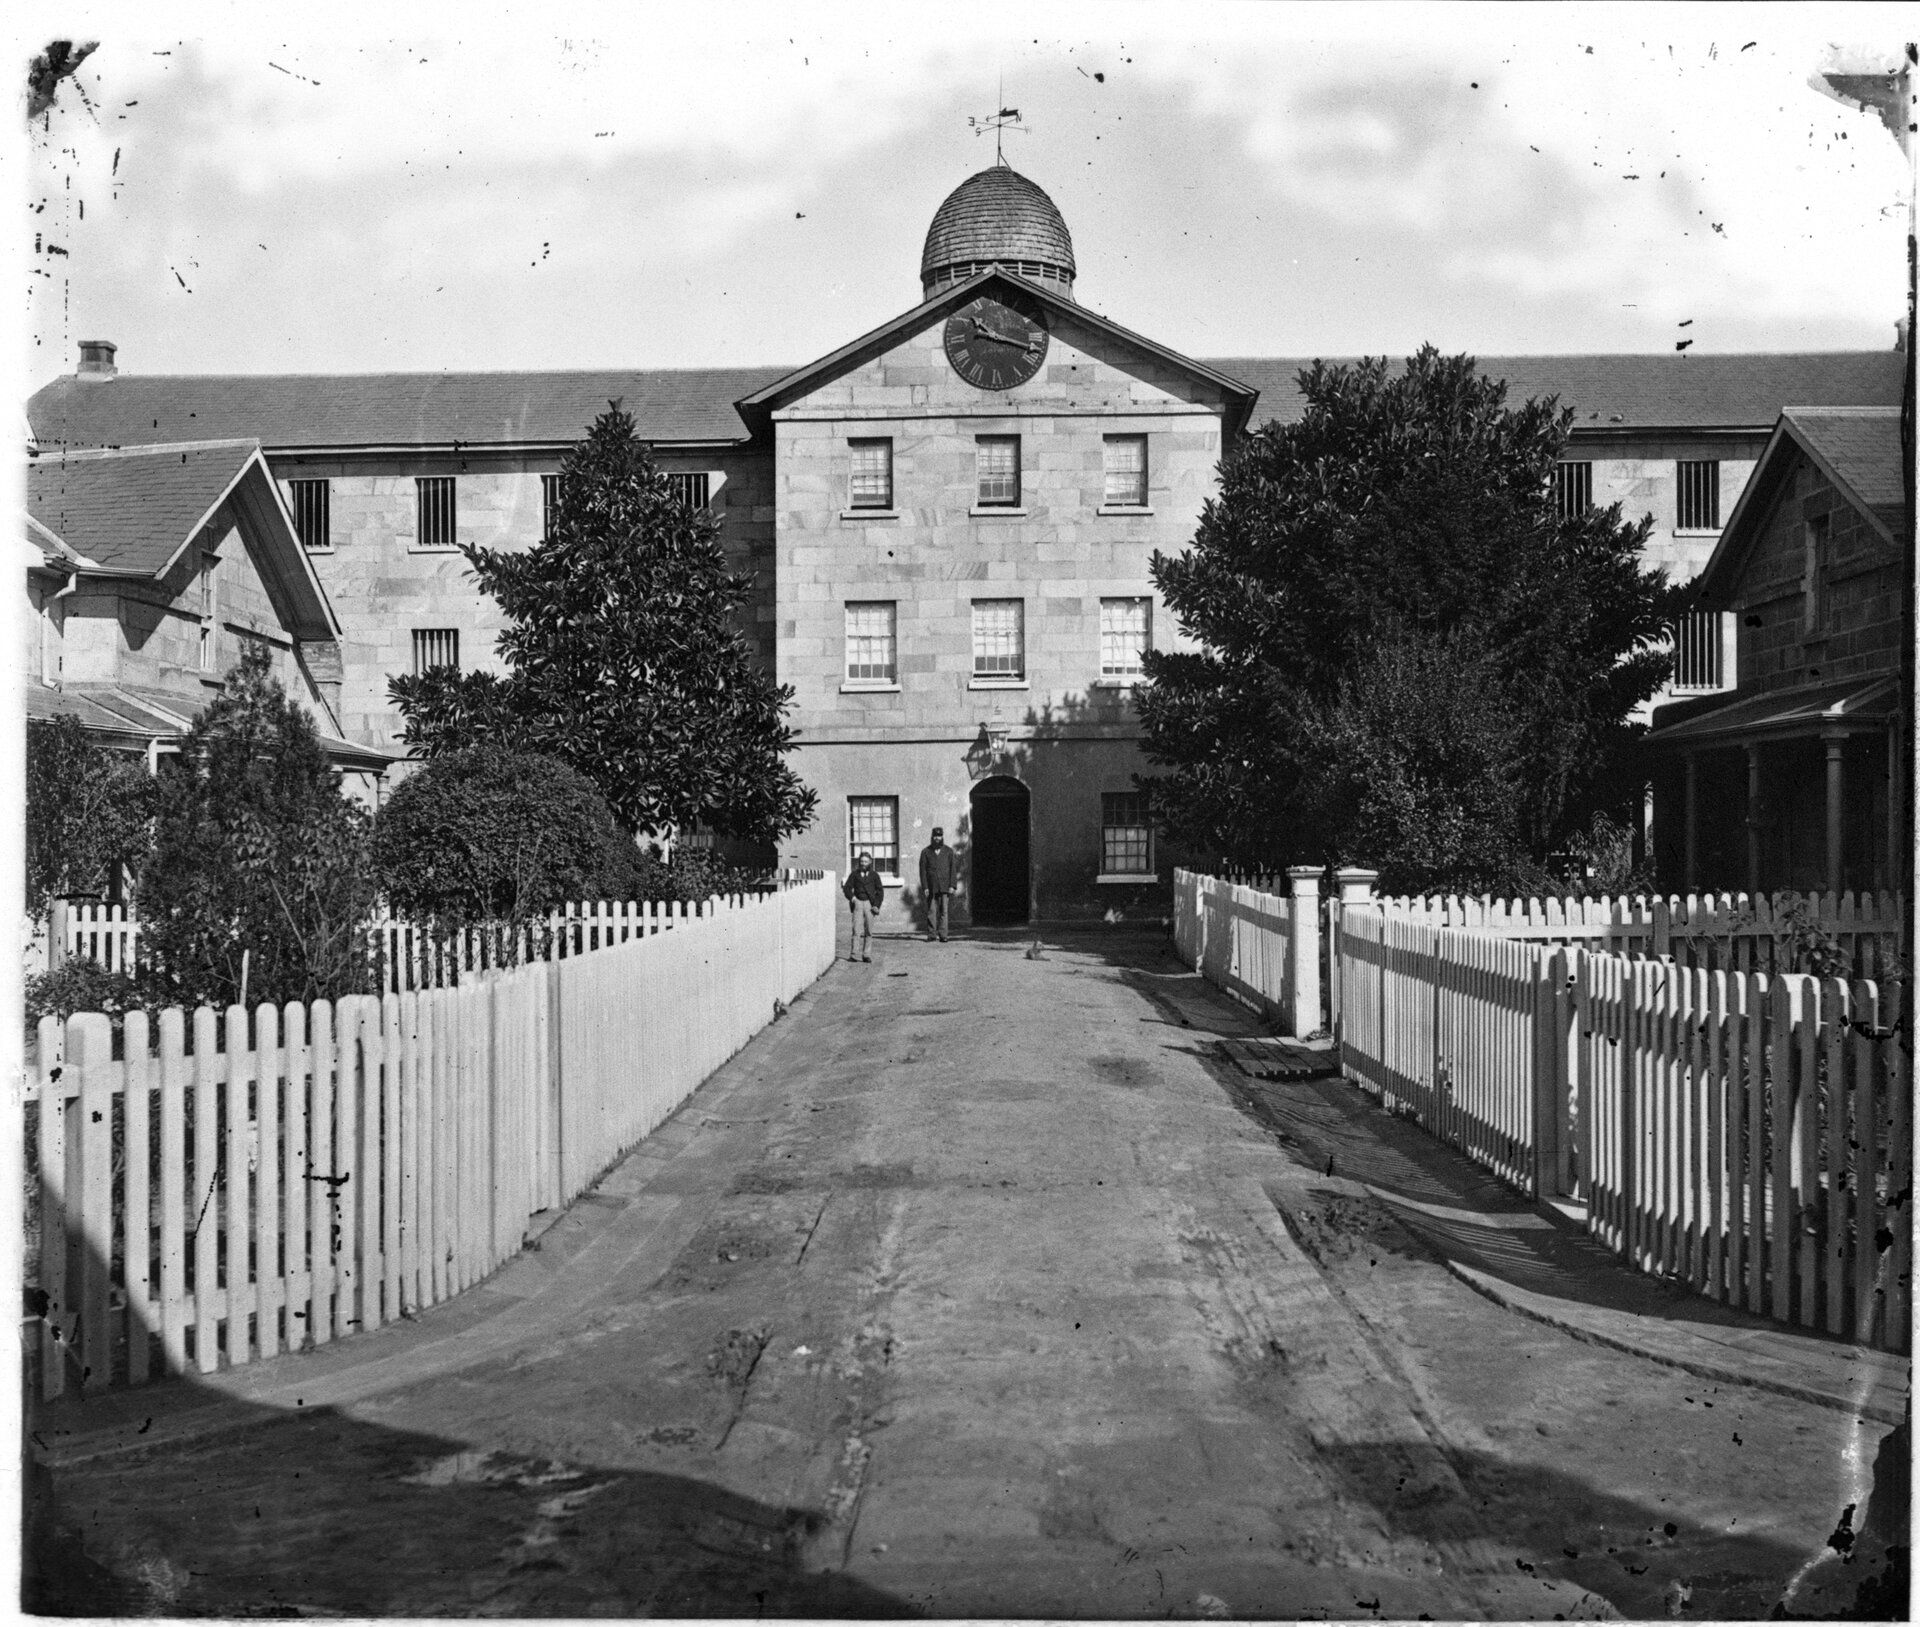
[25,716,156,916]
[1138,348,1677,889]
[372,747,648,925]
[138,646,377,1009]
[389,405,817,844]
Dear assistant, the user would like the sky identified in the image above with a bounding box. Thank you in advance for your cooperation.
[14,1,1916,392]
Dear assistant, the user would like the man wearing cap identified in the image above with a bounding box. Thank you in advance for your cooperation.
[918,827,957,942]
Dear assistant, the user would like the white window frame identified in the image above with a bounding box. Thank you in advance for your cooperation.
[975,435,1021,509]
[1098,596,1152,682]
[1102,434,1149,510]
[848,796,901,880]
[198,551,220,673]
[1098,791,1154,880]
[415,476,459,551]
[844,601,899,689]
[970,598,1026,684]
[848,439,894,511]
[1676,459,1720,532]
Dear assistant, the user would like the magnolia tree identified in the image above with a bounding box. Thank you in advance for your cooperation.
[1137,348,1679,894]
[389,405,817,846]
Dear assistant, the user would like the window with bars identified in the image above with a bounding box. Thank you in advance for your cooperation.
[971,599,1025,679]
[1552,461,1592,520]
[848,796,900,877]
[412,628,460,675]
[849,439,893,509]
[1101,792,1153,875]
[542,473,562,539]
[1676,460,1720,530]
[1100,597,1152,678]
[976,436,1020,507]
[1103,434,1148,507]
[1670,611,1724,691]
[668,471,712,509]
[845,602,897,683]
[416,476,458,549]
[288,479,331,550]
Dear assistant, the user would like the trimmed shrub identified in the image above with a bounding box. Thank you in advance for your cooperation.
[372,747,647,926]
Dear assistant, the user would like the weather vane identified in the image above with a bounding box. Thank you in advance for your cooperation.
[968,87,1026,164]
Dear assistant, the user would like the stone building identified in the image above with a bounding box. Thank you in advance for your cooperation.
[25,164,1906,921]
[22,434,391,800]
[1644,407,1907,895]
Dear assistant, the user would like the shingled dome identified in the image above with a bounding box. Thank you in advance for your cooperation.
[920,163,1076,300]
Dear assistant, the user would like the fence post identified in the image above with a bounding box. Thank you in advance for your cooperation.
[49,897,70,973]
[1330,869,1380,1044]
[1286,866,1322,1039]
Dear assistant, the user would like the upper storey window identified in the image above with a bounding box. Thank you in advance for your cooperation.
[1552,461,1592,520]
[416,477,458,550]
[976,436,1020,507]
[542,473,562,538]
[849,439,893,510]
[1103,435,1148,508]
[668,472,711,509]
[1676,460,1720,531]
[288,479,331,551]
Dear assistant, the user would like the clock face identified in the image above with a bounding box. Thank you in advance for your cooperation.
[944,295,1049,391]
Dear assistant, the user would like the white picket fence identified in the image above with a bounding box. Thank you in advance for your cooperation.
[1173,869,1324,1036]
[1332,900,1911,1353]
[25,875,838,1398]
[1376,889,1905,980]
[50,901,141,974]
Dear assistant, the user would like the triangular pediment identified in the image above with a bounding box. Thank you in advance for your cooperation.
[734,268,1256,436]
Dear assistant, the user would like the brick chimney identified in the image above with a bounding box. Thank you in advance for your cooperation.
[76,339,117,378]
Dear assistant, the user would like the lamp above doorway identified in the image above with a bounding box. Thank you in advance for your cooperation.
[964,721,1012,779]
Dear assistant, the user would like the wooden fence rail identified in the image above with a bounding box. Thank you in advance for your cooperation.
[25,874,839,1398]
[1174,870,1301,1034]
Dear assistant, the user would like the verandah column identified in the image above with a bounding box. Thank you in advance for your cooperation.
[1823,731,1845,897]
[1745,743,1764,894]
[1286,866,1322,1039]
[1683,753,1699,893]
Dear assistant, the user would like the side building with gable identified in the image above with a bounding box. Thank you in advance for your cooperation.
[26,164,1907,922]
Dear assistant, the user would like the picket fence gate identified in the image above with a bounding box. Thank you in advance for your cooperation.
[25,875,839,1398]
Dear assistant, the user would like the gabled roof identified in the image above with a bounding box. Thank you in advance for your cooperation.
[26,440,341,641]
[1209,350,1905,434]
[25,681,400,769]
[27,367,788,454]
[1647,674,1898,746]
[1690,406,1904,605]
[735,266,1258,438]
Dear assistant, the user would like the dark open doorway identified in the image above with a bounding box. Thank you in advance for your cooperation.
[969,776,1031,925]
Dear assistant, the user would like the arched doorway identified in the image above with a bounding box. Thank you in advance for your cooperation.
[969,776,1031,925]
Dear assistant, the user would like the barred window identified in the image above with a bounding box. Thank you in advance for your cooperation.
[288,479,331,550]
[1101,792,1152,875]
[845,602,897,683]
[1103,434,1148,507]
[1677,460,1720,530]
[971,599,1025,678]
[412,628,460,675]
[976,436,1020,506]
[416,476,457,549]
[849,797,900,877]
[542,473,562,539]
[1670,610,1723,691]
[1552,461,1592,520]
[668,471,711,509]
[849,439,893,509]
[1100,597,1152,678]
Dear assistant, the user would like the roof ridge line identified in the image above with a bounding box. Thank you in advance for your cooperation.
[31,436,262,459]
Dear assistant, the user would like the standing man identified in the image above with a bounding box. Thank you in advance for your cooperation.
[918,826,957,942]
[843,851,883,962]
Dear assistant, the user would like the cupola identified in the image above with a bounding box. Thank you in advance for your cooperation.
[920,162,1076,301]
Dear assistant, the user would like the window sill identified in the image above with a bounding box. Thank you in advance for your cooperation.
[1092,676,1148,689]
[841,508,899,521]
[840,681,901,694]
[408,545,464,555]
[970,505,1027,518]
[1673,527,1722,539]
[1097,505,1153,517]
[1096,872,1158,885]
[303,546,336,555]
[968,677,1029,690]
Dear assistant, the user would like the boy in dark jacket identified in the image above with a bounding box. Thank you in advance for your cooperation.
[843,852,884,961]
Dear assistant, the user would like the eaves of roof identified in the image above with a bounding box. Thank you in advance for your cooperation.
[1689,406,1903,606]
[735,268,1258,439]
